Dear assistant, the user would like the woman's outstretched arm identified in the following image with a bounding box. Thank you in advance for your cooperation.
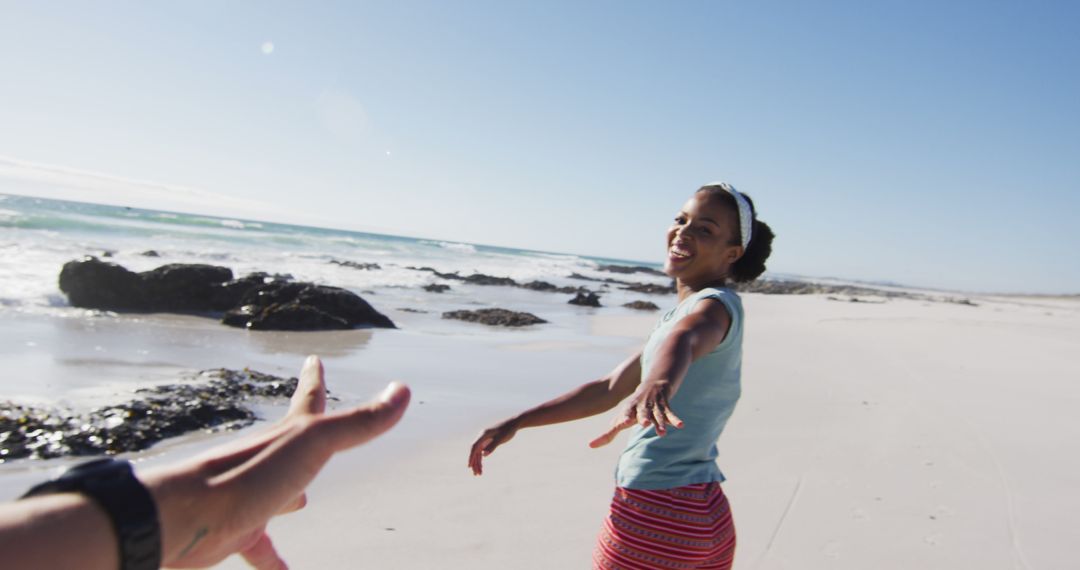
[468,350,642,475]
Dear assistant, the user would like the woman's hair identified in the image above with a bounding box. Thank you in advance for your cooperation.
[697,185,775,283]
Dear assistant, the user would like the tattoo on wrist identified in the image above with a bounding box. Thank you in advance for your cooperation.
[179,527,209,558]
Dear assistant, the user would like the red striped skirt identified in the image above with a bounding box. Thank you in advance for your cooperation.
[593,482,736,570]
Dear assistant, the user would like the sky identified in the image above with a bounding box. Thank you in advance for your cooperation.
[1,1,1077,294]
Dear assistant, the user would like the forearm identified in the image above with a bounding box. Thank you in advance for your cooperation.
[0,493,119,570]
[512,378,624,429]
[512,352,642,429]
[640,331,694,396]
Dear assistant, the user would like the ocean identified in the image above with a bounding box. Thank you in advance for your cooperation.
[0,192,671,416]
[0,193,669,320]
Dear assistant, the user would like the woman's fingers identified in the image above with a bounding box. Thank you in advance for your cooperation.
[589,414,635,448]
[468,434,492,475]
[663,407,684,430]
[649,402,669,435]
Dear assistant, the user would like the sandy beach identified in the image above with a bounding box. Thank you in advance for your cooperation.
[3,292,1079,569]
[205,294,1080,569]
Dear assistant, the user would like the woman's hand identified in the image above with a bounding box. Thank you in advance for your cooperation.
[468,419,521,476]
[588,382,683,448]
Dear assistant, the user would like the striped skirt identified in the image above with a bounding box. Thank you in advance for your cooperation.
[593,482,736,570]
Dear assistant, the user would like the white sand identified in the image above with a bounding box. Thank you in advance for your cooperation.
[4,294,1079,569]
[206,294,1080,569]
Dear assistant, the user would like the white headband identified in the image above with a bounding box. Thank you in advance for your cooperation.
[703,181,753,249]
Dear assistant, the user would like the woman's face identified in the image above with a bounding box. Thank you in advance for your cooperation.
[664,192,744,287]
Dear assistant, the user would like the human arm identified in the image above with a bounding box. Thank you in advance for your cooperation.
[468,350,642,475]
[0,355,410,570]
[589,297,731,448]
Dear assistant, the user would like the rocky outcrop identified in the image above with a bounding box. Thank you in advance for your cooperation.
[423,284,451,293]
[330,259,381,270]
[597,264,666,277]
[0,368,306,461]
[409,267,587,295]
[442,308,547,327]
[59,257,238,312]
[620,282,678,295]
[58,258,394,331]
[568,292,602,307]
[222,282,395,330]
[623,300,660,311]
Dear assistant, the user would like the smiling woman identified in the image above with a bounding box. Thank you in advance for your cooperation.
[470,182,775,570]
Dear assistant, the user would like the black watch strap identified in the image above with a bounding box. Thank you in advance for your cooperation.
[22,458,162,570]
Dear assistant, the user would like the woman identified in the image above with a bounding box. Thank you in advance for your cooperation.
[469,182,775,569]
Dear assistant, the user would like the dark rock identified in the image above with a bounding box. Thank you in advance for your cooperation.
[620,282,677,295]
[223,283,395,330]
[59,258,393,331]
[59,257,146,310]
[330,259,381,271]
[0,368,309,462]
[59,257,234,312]
[568,272,631,285]
[397,307,429,313]
[596,264,666,277]
[140,250,160,257]
[623,300,660,311]
[520,281,584,294]
[442,308,547,327]
[423,284,451,293]
[461,273,518,287]
[568,292,602,307]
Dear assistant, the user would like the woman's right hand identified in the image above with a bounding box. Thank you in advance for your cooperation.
[468,419,520,476]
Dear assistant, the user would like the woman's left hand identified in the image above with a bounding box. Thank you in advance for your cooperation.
[588,382,683,448]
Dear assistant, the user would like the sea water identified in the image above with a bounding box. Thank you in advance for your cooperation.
[0,192,669,320]
[0,192,671,410]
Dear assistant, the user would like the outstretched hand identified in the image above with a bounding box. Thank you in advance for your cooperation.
[147,355,410,569]
[468,419,520,476]
[588,382,683,448]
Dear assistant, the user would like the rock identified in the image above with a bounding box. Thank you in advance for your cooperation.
[330,260,381,270]
[461,273,518,287]
[520,281,584,294]
[623,300,660,311]
[59,258,393,331]
[223,283,395,330]
[140,250,160,257]
[59,257,235,312]
[568,291,602,307]
[396,307,429,313]
[620,282,677,295]
[596,264,666,276]
[442,308,547,327]
[423,284,451,293]
[568,272,631,285]
[0,368,313,461]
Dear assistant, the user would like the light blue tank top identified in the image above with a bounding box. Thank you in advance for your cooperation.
[614,287,743,490]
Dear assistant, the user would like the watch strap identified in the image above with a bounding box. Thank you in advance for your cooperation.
[22,458,162,570]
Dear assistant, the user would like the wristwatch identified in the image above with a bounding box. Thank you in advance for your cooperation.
[21,457,162,570]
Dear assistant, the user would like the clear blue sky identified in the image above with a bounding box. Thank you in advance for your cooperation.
[1,1,1077,293]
